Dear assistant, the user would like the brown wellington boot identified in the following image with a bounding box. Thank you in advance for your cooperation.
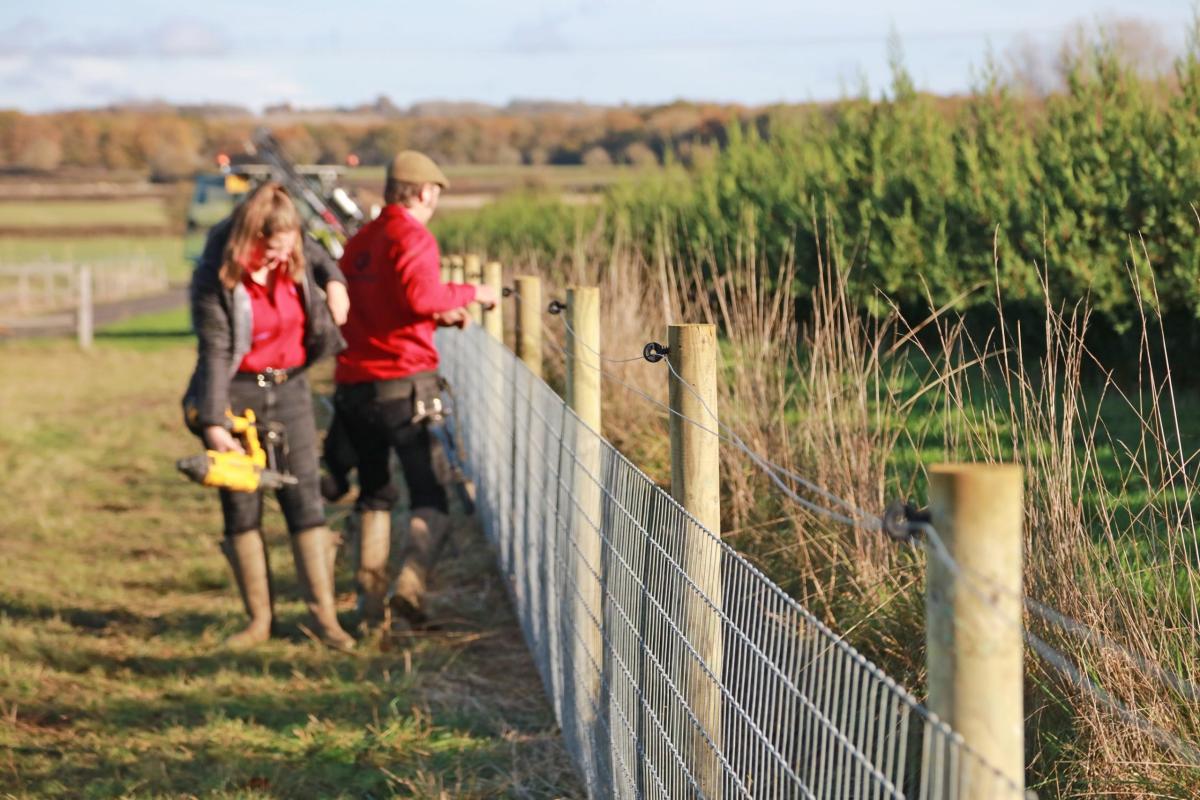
[389,508,451,629]
[220,530,273,649]
[355,510,392,632]
[291,526,356,652]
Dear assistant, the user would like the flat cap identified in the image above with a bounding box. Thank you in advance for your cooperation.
[387,150,449,188]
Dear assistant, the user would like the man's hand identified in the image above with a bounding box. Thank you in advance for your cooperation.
[473,284,499,310]
[204,425,245,454]
[325,280,350,326]
[433,307,471,329]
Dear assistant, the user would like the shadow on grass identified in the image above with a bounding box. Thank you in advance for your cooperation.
[0,522,582,799]
[0,594,240,638]
[8,719,576,799]
[0,594,363,667]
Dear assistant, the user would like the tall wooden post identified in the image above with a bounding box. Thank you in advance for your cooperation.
[514,275,543,379]
[465,254,483,324]
[76,265,93,350]
[927,464,1024,797]
[566,287,601,431]
[449,254,465,285]
[483,261,504,342]
[667,323,722,797]
[566,286,603,753]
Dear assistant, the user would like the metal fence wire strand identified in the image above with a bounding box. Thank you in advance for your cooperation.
[437,325,1028,799]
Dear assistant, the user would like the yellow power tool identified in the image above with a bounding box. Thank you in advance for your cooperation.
[176,409,297,493]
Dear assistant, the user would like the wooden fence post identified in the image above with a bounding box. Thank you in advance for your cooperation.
[514,276,542,379]
[566,286,603,758]
[465,254,483,324]
[449,254,465,285]
[667,323,722,798]
[483,261,504,342]
[927,464,1025,797]
[566,286,601,431]
[76,265,93,350]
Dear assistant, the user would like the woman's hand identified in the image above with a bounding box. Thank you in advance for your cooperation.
[325,281,350,326]
[204,425,245,454]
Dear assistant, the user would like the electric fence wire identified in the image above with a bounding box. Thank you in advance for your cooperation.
[914,520,1200,769]
[648,326,1199,675]
[550,312,882,529]
[544,302,1200,771]
[649,330,1200,770]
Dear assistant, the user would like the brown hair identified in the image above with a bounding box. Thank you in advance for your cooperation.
[384,178,426,206]
[219,182,305,289]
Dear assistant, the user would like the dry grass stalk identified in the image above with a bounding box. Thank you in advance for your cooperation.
[471,221,1199,795]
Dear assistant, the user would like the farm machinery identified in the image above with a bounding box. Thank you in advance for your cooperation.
[185,128,367,261]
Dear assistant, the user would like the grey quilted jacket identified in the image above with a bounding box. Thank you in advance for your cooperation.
[183,218,346,430]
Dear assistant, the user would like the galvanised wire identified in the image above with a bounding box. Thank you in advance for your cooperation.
[553,308,1200,727]
[438,325,1029,800]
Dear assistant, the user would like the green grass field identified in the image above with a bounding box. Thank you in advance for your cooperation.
[0,235,202,283]
[0,199,169,228]
[0,322,580,798]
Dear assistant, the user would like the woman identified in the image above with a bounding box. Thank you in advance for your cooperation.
[184,181,355,651]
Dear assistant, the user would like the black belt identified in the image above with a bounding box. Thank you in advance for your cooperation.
[234,367,301,387]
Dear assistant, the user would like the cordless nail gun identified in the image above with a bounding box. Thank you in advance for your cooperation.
[176,409,297,493]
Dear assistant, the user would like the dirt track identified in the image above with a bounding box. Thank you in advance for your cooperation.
[0,286,188,338]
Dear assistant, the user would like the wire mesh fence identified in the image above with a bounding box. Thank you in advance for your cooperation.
[438,324,1029,800]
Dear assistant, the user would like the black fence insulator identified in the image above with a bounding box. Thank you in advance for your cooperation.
[502,287,514,298]
[643,342,670,363]
[547,299,566,315]
[882,500,931,543]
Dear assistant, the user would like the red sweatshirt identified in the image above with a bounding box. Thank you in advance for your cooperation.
[335,205,476,383]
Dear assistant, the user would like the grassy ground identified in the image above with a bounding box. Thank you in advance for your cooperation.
[0,199,168,228]
[0,317,580,799]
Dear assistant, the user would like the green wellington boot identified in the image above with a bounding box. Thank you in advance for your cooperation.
[220,529,274,649]
[292,526,356,651]
[356,510,392,631]
[389,508,451,629]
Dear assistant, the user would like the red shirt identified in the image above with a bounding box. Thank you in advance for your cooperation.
[237,270,306,373]
[335,205,476,383]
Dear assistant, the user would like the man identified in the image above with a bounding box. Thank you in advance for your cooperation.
[334,150,497,633]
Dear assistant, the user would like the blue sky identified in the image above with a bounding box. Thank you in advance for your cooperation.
[0,1,1192,111]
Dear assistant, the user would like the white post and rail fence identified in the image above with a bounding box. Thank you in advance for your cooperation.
[0,257,169,348]
[435,260,1030,798]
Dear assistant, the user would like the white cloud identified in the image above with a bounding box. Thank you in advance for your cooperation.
[0,16,229,59]
[150,18,229,58]
[0,54,306,111]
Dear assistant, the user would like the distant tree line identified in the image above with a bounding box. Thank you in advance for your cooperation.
[0,101,750,180]
[435,23,1200,348]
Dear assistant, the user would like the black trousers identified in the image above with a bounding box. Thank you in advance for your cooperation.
[333,380,449,513]
[219,373,325,537]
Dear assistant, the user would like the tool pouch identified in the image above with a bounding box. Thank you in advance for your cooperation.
[408,373,454,487]
[412,372,443,409]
